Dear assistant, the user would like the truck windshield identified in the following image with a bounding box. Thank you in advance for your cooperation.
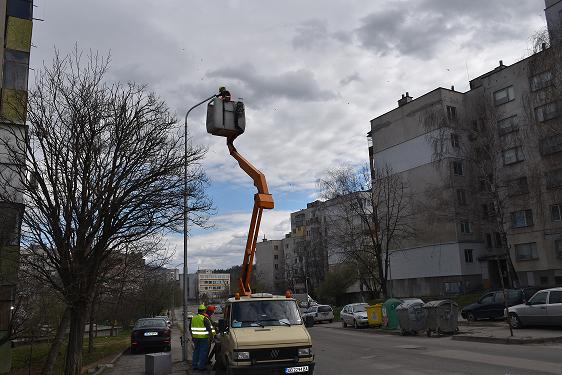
[231,300,302,327]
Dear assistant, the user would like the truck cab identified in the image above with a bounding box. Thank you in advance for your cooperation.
[216,293,315,374]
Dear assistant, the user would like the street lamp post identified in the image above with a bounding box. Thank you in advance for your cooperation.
[182,93,217,362]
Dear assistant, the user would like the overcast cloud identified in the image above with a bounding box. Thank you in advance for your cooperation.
[30,0,546,271]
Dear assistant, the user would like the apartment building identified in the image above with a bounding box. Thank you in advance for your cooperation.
[369,0,562,296]
[0,0,32,372]
[196,269,231,301]
[255,238,285,293]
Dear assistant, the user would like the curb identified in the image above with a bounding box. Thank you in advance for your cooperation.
[452,335,562,345]
[87,347,129,375]
[314,324,402,336]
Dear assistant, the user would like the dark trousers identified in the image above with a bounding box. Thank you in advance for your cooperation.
[192,337,209,370]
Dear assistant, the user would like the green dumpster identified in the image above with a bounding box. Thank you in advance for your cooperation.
[382,298,403,330]
[367,303,383,327]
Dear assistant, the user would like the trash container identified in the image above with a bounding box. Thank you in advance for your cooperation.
[423,300,459,337]
[395,299,426,335]
[367,304,383,327]
[381,298,403,330]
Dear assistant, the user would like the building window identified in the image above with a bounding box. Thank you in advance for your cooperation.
[274,254,279,260]
[540,276,549,285]
[7,0,33,19]
[486,233,493,248]
[450,133,460,148]
[482,204,488,218]
[555,240,562,259]
[274,245,278,250]
[274,264,279,270]
[546,168,562,189]
[507,176,529,196]
[446,105,457,121]
[493,86,515,106]
[515,242,538,261]
[535,102,559,122]
[503,146,524,165]
[456,189,467,205]
[540,135,562,156]
[460,221,472,234]
[497,115,518,136]
[551,204,562,223]
[3,49,29,91]
[464,249,474,263]
[511,209,533,228]
[494,232,503,248]
[530,71,553,91]
[453,160,464,176]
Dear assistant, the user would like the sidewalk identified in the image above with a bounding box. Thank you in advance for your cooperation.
[453,322,562,344]
[102,326,191,375]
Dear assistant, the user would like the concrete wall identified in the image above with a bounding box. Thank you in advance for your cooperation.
[255,239,284,292]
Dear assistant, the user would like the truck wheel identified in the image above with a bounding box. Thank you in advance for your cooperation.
[466,312,476,322]
[329,319,333,323]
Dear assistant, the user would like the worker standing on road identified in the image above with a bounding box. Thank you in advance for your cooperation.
[205,305,219,365]
[189,304,214,371]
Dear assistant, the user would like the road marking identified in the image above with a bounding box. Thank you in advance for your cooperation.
[424,349,562,374]
[394,345,426,350]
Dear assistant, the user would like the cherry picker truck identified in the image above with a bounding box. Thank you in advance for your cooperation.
[203,89,315,374]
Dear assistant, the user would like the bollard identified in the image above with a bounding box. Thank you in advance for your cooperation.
[145,352,172,375]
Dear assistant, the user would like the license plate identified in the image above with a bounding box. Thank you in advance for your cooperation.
[144,332,158,336]
[285,366,309,373]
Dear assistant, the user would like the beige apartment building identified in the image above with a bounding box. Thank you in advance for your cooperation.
[369,0,562,296]
[196,269,231,301]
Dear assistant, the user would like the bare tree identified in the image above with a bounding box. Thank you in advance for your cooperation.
[0,49,212,375]
[318,163,413,299]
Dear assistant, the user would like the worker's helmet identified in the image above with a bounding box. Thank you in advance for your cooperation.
[206,305,216,313]
[219,86,226,92]
[198,304,206,311]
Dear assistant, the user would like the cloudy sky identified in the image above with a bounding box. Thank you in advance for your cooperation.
[30,0,547,272]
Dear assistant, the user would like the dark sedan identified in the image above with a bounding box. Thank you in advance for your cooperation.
[461,289,525,321]
[131,318,171,353]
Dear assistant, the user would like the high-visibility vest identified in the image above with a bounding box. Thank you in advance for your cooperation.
[191,314,209,338]
[205,314,216,335]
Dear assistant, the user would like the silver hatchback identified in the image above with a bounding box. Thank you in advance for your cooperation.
[340,303,369,328]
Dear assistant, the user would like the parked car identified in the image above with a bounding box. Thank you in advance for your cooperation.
[130,318,171,353]
[340,303,369,328]
[508,287,562,328]
[154,315,172,328]
[461,289,525,321]
[302,305,334,323]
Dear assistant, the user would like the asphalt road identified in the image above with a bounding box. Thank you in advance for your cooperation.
[310,322,562,375]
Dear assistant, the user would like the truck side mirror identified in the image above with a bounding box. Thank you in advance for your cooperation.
[218,319,228,333]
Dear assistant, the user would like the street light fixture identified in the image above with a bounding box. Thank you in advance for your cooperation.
[182,93,217,362]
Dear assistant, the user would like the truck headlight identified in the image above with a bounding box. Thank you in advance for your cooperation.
[298,348,312,357]
[234,351,250,360]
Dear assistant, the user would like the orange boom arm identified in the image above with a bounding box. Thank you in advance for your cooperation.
[227,137,274,296]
